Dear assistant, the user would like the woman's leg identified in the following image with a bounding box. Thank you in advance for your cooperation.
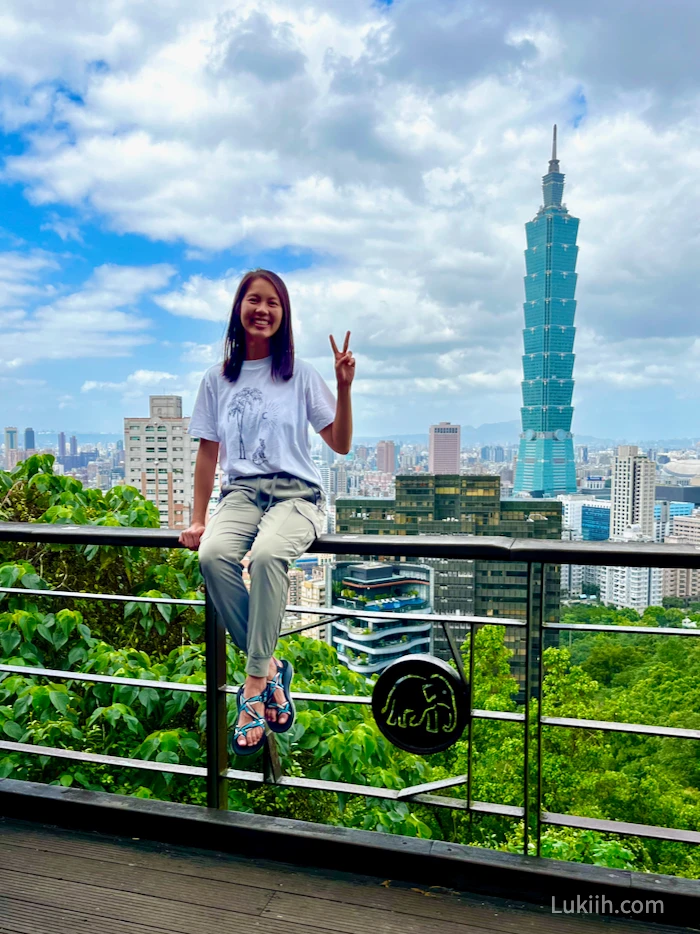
[198,489,266,748]
[247,488,324,724]
[197,490,260,651]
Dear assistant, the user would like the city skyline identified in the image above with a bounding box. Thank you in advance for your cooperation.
[1,2,700,440]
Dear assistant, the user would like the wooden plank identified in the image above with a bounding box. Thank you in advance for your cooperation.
[0,822,690,934]
[262,890,495,934]
[0,868,286,934]
[0,897,175,934]
[0,844,272,915]
[260,891,681,934]
[0,822,523,929]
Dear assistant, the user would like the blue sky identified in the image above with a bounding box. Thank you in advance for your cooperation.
[2,0,700,442]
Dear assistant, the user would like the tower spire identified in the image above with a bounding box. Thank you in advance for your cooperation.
[548,124,560,173]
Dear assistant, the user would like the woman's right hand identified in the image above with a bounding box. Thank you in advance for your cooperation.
[179,522,206,550]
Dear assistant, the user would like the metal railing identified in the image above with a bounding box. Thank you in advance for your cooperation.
[1,522,700,856]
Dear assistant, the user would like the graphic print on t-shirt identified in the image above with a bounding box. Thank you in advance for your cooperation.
[227,388,280,469]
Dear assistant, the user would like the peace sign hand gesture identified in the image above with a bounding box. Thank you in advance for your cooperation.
[330,331,355,388]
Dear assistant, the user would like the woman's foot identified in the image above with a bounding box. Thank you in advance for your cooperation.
[265,657,290,727]
[235,676,266,749]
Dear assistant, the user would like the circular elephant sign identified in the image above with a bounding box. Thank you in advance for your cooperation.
[372,654,470,755]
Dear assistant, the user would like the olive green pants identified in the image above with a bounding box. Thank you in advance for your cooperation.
[198,474,326,677]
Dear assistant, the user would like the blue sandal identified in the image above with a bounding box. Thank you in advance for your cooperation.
[265,660,296,734]
[231,690,267,756]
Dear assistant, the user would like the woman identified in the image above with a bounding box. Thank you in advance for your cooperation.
[179,269,354,756]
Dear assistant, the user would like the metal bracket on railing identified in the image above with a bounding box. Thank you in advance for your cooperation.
[263,733,283,783]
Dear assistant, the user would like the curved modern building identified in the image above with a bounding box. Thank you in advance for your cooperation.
[328,561,433,676]
[514,125,578,497]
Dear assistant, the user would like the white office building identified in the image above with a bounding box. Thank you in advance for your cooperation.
[429,422,461,474]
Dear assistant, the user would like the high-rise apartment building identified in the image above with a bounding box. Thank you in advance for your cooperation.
[376,440,396,475]
[514,126,578,496]
[287,568,305,607]
[125,395,198,529]
[24,428,36,451]
[610,446,655,539]
[598,446,659,612]
[429,423,460,474]
[69,435,78,457]
[4,427,19,470]
[663,514,700,600]
[58,432,66,458]
[599,527,662,612]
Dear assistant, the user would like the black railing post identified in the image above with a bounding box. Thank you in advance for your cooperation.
[536,564,546,857]
[524,562,544,857]
[205,590,228,810]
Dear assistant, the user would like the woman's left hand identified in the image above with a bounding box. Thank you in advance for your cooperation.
[330,331,355,388]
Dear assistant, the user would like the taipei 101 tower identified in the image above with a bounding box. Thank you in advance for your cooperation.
[513,126,578,496]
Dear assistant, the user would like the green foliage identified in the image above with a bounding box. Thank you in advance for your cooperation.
[2,458,700,876]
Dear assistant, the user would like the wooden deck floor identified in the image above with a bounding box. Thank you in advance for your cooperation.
[0,817,693,934]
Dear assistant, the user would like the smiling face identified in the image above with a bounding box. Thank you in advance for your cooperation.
[240,276,284,347]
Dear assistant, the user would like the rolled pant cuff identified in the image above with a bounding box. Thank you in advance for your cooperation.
[246,655,270,679]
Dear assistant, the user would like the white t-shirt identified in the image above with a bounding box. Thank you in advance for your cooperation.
[188,357,336,489]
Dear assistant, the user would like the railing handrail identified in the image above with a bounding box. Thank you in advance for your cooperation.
[3,521,700,568]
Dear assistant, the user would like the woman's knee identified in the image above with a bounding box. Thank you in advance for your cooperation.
[198,538,236,576]
[249,543,284,573]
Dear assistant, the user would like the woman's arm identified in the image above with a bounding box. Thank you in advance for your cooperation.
[179,438,219,549]
[320,331,355,455]
[320,384,352,455]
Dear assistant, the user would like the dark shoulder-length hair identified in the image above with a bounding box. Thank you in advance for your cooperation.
[221,269,294,383]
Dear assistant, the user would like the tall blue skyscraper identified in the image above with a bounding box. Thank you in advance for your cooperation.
[514,126,578,496]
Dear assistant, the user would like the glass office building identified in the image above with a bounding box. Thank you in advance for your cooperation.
[514,126,578,497]
[581,503,611,541]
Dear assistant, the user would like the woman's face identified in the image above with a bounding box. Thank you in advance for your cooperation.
[240,277,283,344]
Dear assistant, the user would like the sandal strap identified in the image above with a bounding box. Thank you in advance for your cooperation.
[237,692,266,729]
[234,718,264,738]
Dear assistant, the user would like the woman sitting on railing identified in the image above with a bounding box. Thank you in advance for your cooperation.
[179,270,354,756]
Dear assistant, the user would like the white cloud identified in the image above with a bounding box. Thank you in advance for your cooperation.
[2,1,700,435]
[82,369,179,393]
[0,260,175,365]
[40,212,84,243]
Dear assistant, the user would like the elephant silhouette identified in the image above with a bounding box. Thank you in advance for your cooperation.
[381,673,458,735]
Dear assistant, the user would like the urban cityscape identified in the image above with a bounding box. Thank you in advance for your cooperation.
[4,131,700,690]
[4,0,700,916]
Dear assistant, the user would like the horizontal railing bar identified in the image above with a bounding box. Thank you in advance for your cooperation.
[470,800,525,818]
[542,811,700,845]
[284,603,522,628]
[542,716,700,741]
[472,708,525,722]
[4,522,700,568]
[546,622,700,637]
[280,617,343,638]
[0,736,522,817]
[395,774,468,799]
[275,774,399,799]
[0,664,206,694]
[0,740,207,777]
[0,665,528,721]
[0,585,521,629]
[0,586,203,607]
[223,684,372,704]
